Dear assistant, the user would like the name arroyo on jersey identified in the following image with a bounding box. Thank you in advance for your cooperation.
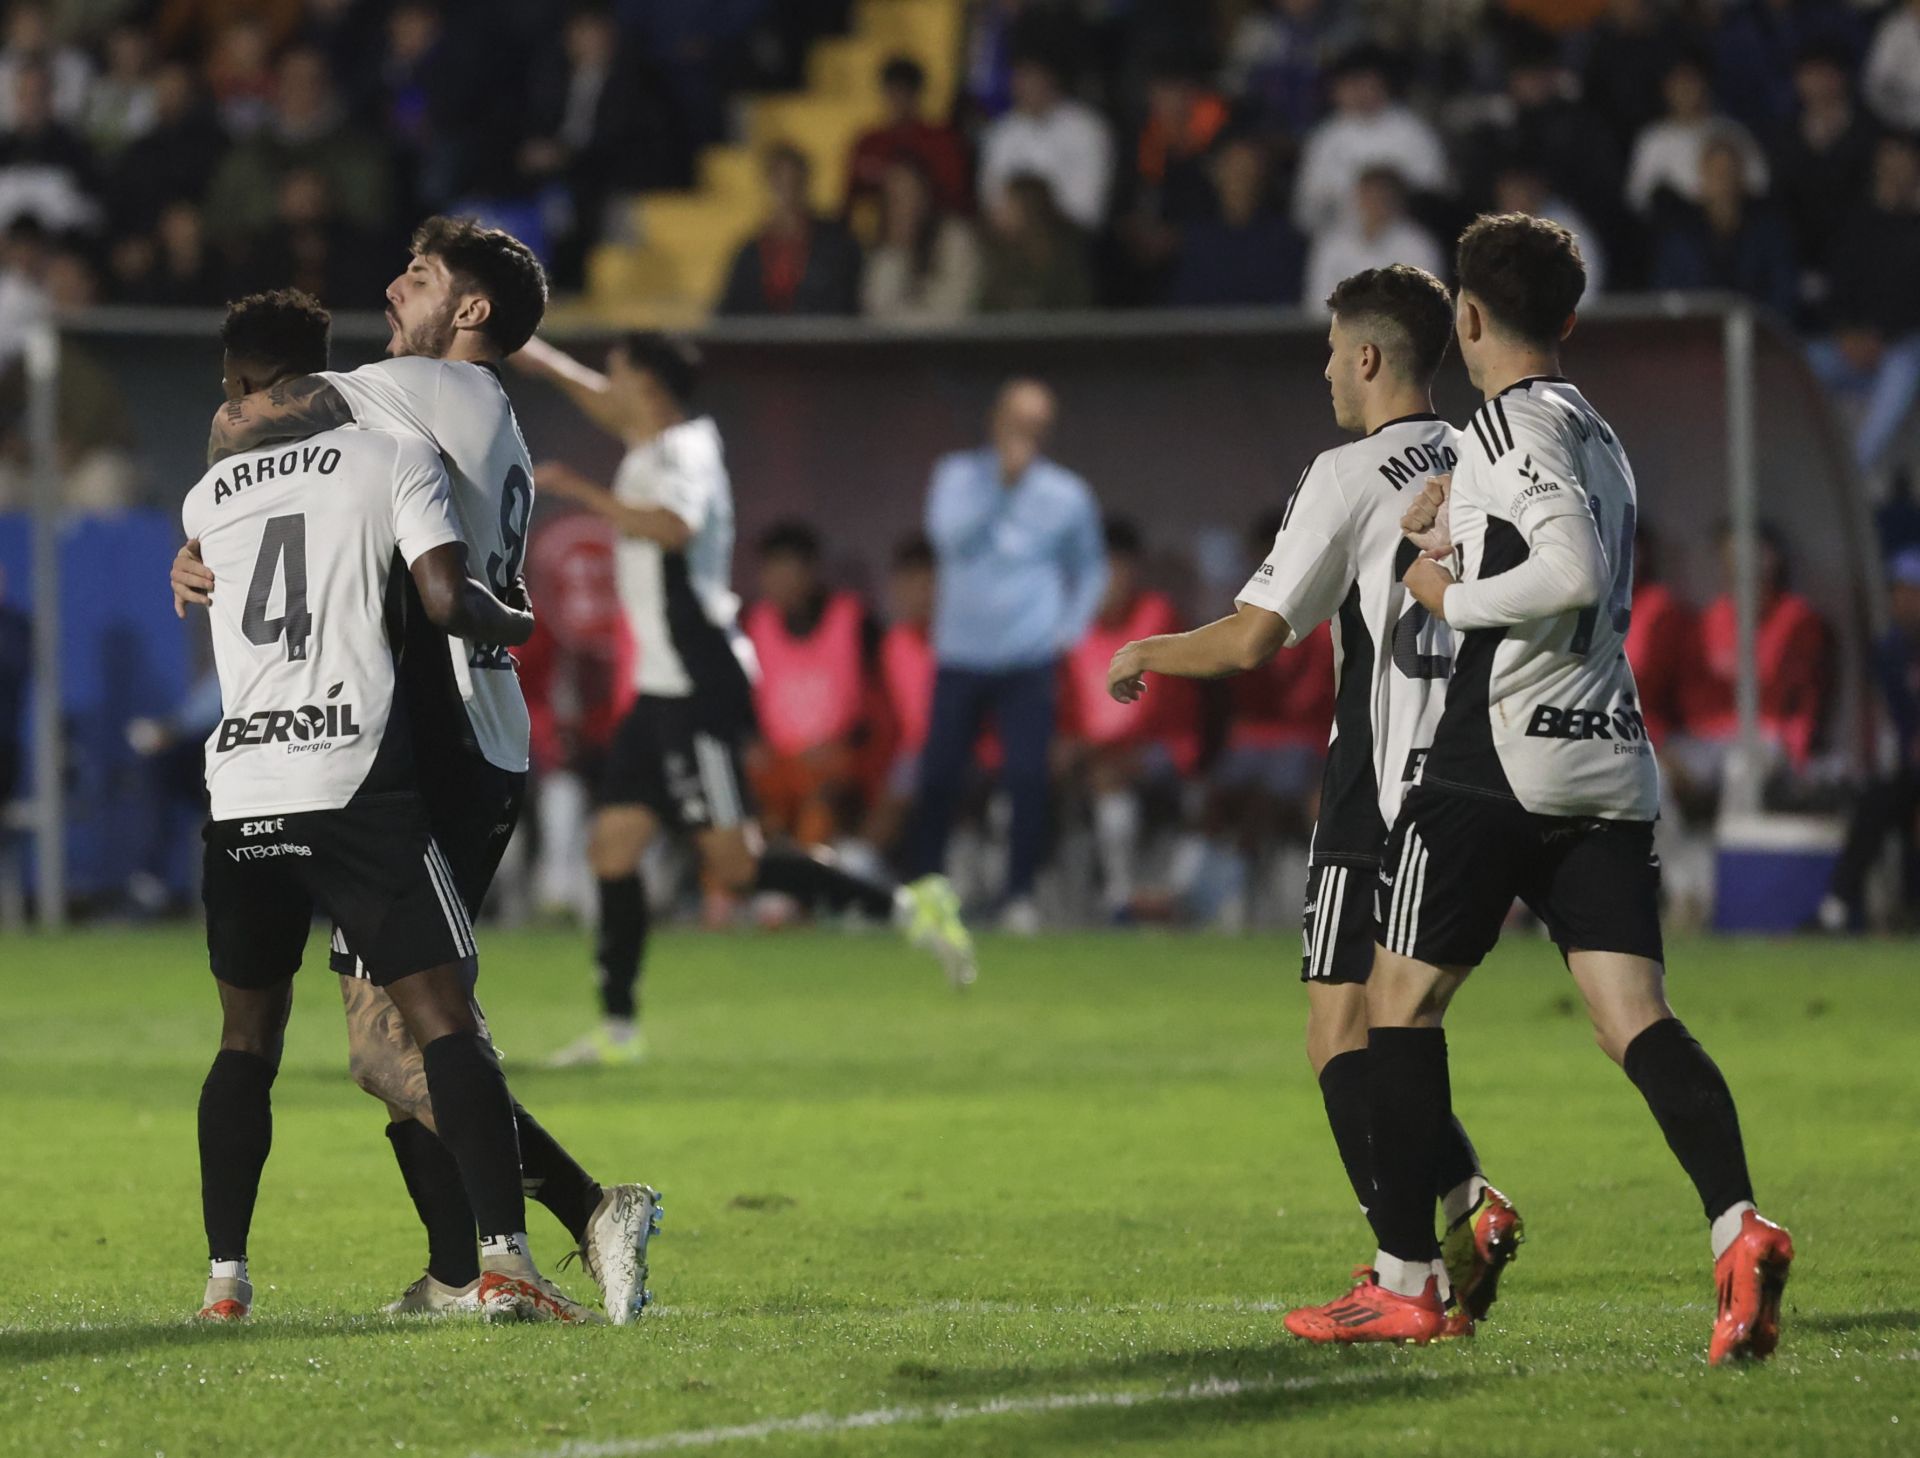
[209,444,343,505]
[214,681,361,753]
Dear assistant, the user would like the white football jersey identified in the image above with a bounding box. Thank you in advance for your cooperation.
[184,427,461,820]
[1236,414,1460,863]
[610,414,757,699]
[1423,377,1660,820]
[318,356,534,772]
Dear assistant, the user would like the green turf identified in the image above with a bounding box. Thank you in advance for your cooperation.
[2,926,1915,1457]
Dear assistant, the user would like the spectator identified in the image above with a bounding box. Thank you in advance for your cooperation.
[1221,0,1361,139]
[106,62,227,236]
[1132,52,1229,226]
[1651,136,1798,316]
[0,2,92,131]
[911,378,1107,931]
[844,55,970,232]
[1584,0,1696,151]
[517,510,636,922]
[203,18,277,138]
[1302,167,1443,313]
[1807,133,1920,474]
[1168,134,1304,308]
[0,563,24,811]
[1466,27,1625,252]
[744,521,880,852]
[1674,521,1832,781]
[1624,522,1701,745]
[519,2,690,287]
[868,535,936,860]
[1711,0,1864,135]
[962,0,1082,123]
[977,172,1093,314]
[1626,53,1769,217]
[242,166,384,307]
[1863,0,1920,133]
[1493,163,1608,295]
[114,198,225,307]
[977,50,1115,233]
[0,60,101,235]
[1290,44,1447,238]
[1772,41,1879,295]
[381,0,465,209]
[1059,517,1199,919]
[861,155,980,324]
[155,0,303,58]
[84,23,158,159]
[204,47,393,250]
[1818,547,1920,930]
[717,143,863,317]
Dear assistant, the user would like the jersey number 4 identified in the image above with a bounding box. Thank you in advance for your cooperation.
[242,514,312,662]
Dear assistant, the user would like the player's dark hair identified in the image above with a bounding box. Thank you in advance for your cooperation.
[1326,264,1454,383]
[1104,515,1144,557]
[892,534,934,571]
[616,330,701,408]
[409,215,548,355]
[221,289,331,375]
[1454,211,1586,348]
[880,55,925,93]
[759,520,822,562]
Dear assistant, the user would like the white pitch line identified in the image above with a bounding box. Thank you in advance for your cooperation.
[487,1367,1441,1458]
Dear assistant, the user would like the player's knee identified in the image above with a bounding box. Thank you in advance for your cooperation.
[1366,950,1447,1026]
[1304,988,1369,1073]
[588,811,648,878]
[704,837,758,893]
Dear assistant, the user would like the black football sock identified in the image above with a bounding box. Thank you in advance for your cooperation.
[419,1032,526,1242]
[754,846,898,920]
[1366,1026,1450,1269]
[385,1120,479,1287]
[198,1049,277,1263]
[595,874,647,1021]
[1623,1017,1755,1223]
[515,1103,603,1245]
[1435,1116,1482,1211]
[1317,1049,1377,1220]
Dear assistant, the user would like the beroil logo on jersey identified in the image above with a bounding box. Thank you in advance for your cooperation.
[215,681,361,752]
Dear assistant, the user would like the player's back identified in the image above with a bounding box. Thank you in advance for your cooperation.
[318,355,534,770]
[184,427,459,821]
[1426,377,1659,820]
[1239,414,1460,863]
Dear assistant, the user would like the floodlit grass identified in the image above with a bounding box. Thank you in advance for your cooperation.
[2,925,1915,1457]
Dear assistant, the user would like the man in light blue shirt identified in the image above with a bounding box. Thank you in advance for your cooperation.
[911,378,1107,927]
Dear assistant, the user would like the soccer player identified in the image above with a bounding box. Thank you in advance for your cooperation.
[1283,214,1792,1363]
[1105,265,1519,1327]
[173,220,660,1324]
[187,290,586,1323]
[513,332,976,1066]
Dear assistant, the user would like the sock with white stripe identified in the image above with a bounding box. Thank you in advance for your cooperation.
[1365,1026,1450,1266]
[1622,1017,1755,1230]
[595,874,647,1020]
[199,1049,277,1264]
[754,847,896,921]
[419,1032,526,1242]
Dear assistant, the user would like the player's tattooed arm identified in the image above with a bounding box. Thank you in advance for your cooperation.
[1108,601,1291,704]
[410,541,536,647]
[206,376,354,464]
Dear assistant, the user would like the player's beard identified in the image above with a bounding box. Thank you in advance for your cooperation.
[392,300,459,360]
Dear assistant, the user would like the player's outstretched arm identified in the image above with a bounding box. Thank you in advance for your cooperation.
[206,376,354,464]
[532,461,693,549]
[511,337,635,442]
[1107,601,1291,704]
[411,542,536,647]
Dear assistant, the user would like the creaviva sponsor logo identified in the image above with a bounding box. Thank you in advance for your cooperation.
[1524,701,1648,743]
[216,682,360,752]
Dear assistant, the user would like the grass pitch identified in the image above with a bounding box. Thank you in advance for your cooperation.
[2,925,1915,1457]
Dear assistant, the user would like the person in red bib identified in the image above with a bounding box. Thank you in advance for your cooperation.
[868,537,939,858]
[744,521,881,854]
[1623,522,1700,747]
[1060,517,1200,917]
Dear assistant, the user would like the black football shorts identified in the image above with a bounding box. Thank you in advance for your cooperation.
[598,692,754,832]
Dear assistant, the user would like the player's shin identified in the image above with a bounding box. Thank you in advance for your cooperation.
[514,1103,602,1244]
[594,873,647,1023]
[1316,1049,1377,1221]
[197,1049,276,1318]
[386,1119,480,1288]
[1364,1025,1452,1289]
[753,846,897,920]
[417,1031,529,1263]
[1622,1017,1756,1238]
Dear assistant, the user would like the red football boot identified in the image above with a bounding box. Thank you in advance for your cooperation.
[1709,1209,1794,1365]
[1442,1183,1525,1323]
[1286,1266,1447,1344]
